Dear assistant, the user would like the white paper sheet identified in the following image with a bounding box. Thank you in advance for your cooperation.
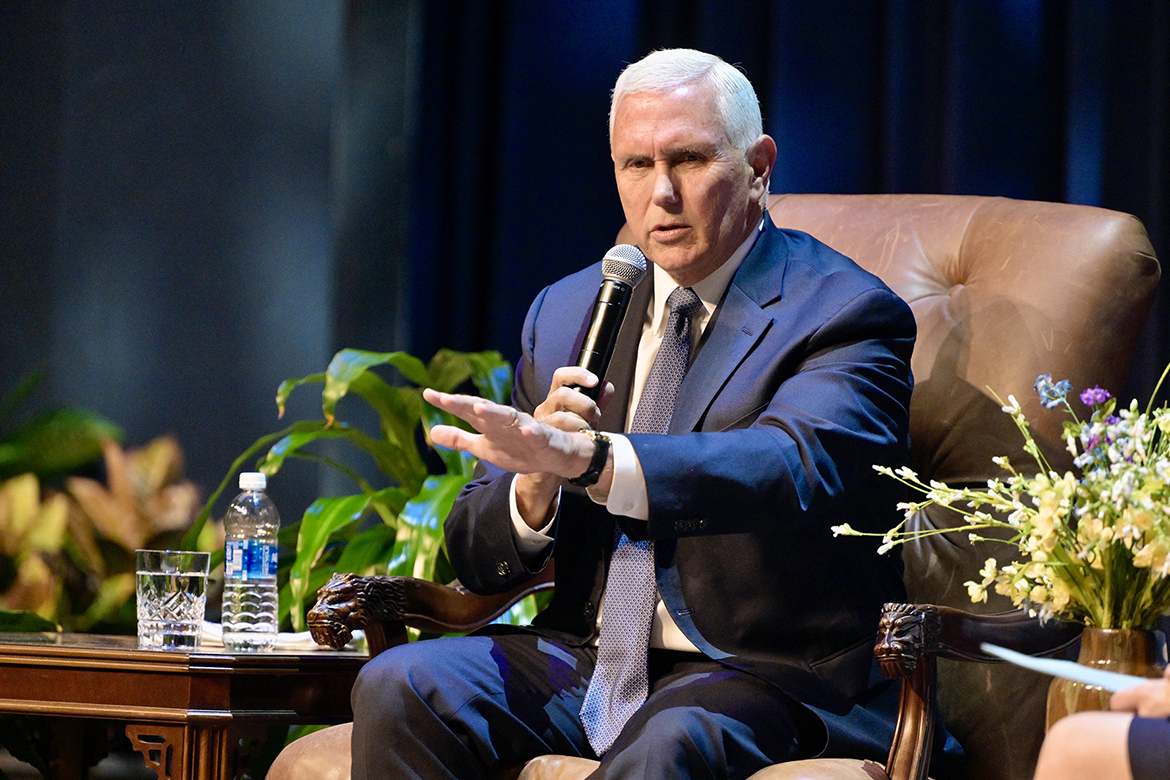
[199,621,364,651]
[980,642,1150,692]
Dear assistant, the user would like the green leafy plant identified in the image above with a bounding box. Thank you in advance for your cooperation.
[183,348,534,632]
[0,371,121,483]
[0,373,208,634]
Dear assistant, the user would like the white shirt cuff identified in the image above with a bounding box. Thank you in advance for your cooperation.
[597,433,649,520]
[509,474,556,554]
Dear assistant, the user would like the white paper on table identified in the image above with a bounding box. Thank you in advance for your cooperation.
[980,642,1149,692]
[199,621,364,651]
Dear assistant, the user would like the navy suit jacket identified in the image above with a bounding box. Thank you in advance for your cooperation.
[445,214,917,757]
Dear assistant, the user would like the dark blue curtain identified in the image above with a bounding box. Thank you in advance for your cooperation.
[2,0,1167,515]
[404,0,1170,404]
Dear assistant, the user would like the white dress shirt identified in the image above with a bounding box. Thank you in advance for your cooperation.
[510,221,764,650]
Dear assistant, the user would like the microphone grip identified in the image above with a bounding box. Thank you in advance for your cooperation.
[575,279,633,400]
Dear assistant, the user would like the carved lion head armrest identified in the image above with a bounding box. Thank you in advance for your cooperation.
[308,573,409,652]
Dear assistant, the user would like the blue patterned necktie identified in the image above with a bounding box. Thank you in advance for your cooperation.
[579,286,704,755]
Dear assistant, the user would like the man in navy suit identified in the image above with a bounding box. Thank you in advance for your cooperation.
[351,49,918,780]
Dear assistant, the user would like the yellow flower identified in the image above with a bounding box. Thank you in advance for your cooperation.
[1134,540,1170,571]
[1126,507,1155,533]
[1049,579,1072,612]
[978,558,998,584]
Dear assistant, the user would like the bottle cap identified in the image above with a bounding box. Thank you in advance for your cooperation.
[239,472,267,491]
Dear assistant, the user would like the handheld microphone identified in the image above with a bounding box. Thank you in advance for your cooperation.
[574,244,648,399]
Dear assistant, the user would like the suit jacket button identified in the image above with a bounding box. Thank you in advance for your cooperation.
[495,561,511,577]
[583,602,596,619]
[697,518,708,529]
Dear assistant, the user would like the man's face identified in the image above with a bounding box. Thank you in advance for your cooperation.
[610,84,775,287]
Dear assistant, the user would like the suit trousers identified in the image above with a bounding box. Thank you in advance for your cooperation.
[350,631,812,780]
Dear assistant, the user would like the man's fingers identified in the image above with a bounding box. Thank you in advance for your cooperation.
[550,366,599,392]
[543,410,591,433]
[596,381,616,414]
[428,424,475,453]
[424,388,521,430]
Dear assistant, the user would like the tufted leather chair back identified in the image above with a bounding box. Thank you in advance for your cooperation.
[765,193,1160,780]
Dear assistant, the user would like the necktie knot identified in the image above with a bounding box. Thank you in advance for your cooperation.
[666,286,703,323]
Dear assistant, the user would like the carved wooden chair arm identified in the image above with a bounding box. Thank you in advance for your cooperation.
[875,602,1082,780]
[306,565,556,657]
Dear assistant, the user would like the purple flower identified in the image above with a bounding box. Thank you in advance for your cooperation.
[1079,386,1112,406]
[1035,374,1073,409]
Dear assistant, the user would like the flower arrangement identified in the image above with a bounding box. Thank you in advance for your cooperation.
[833,366,1170,629]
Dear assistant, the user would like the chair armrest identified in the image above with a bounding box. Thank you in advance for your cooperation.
[875,602,1081,780]
[306,564,556,656]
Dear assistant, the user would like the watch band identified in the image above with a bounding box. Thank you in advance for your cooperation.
[568,430,611,488]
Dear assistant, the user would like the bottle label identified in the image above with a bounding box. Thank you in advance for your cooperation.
[224,540,277,580]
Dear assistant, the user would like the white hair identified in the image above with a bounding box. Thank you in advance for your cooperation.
[609,49,763,151]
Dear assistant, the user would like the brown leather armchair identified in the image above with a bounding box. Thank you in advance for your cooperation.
[267,194,1160,780]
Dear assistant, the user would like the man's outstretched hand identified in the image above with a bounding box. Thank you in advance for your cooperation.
[423,387,593,479]
[424,367,616,528]
[423,366,614,480]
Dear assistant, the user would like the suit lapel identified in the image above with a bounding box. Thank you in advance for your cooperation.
[669,217,790,434]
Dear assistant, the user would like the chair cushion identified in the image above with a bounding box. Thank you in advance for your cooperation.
[746,758,891,780]
[514,755,890,780]
[265,723,352,780]
[516,756,600,780]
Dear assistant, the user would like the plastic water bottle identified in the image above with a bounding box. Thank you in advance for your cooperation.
[221,472,279,651]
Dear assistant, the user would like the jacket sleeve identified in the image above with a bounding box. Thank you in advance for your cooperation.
[631,282,916,541]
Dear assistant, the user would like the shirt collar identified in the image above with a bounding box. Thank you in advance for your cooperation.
[648,217,765,331]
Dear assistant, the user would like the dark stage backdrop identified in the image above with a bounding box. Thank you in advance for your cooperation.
[404,0,1170,407]
[2,0,1168,522]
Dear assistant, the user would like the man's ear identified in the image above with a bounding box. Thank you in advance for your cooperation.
[747,135,778,195]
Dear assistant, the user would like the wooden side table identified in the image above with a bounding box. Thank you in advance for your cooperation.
[0,632,365,780]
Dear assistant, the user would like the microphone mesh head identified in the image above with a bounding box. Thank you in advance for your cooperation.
[601,244,648,285]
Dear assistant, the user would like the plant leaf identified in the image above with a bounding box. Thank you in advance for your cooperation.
[387,475,465,582]
[465,351,514,403]
[261,425,425,495]
[276,372,326,418]
[0,408,121,480]
[0,609,58,632]
[341,372,429,478]
[335,524,398,575]
[427,350,512,401]
[286,495,373,630]
[322,350,428,424]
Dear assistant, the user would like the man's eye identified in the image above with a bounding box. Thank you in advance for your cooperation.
[630,159,650,169]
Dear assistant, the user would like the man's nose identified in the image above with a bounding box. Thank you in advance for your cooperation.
[651,165,679,207]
